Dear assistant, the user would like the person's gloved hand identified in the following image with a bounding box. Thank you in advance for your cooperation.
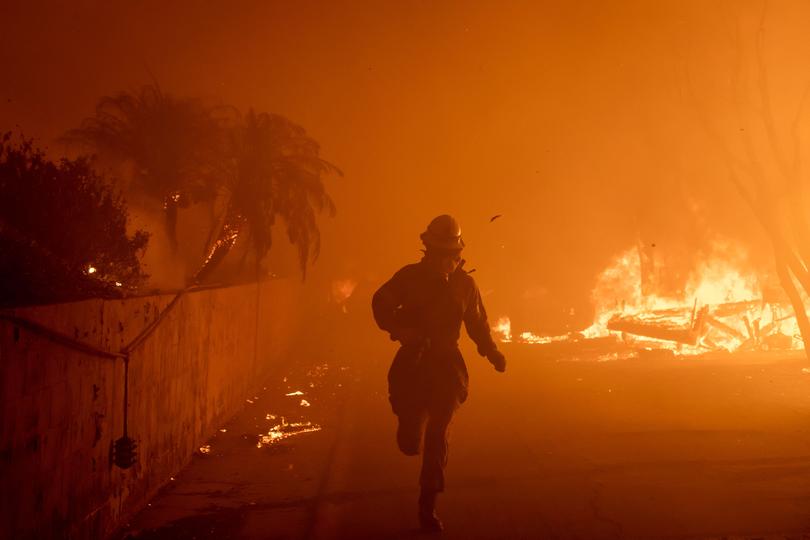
[487,349,506,372]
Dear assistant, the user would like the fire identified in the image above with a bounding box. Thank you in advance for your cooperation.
[200,222,240,270]
[493,316,512,342]
[331,278,357,313]
[687,259,758,306]
[496,240,803,354]
[582,245,761,340]
[163,192,182,208]
[256,416,321,448]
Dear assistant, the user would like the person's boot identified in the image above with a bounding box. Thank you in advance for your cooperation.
[418,490,443,532]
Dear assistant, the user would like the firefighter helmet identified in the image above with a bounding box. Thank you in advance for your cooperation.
[420,215,465,250]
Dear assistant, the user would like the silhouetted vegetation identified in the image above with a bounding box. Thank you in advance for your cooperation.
[0,134,149,306]
[0,85,338,306]
[194,110,339,282]
[63,85,224,252]
[68,85,339,284]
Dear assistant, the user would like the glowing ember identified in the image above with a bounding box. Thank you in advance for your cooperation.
[87,265,97,274]
[256,417,321,448]
[163,192,182,208]
[331,278,357,304]
[285,390,304,396]
[300,399,311,407]
[199,445,211,454]
[200,222,240,268]
[518,331,571,344]
[307,364,329,378]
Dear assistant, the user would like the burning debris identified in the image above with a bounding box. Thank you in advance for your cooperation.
[256,417,321,448]
[603,301,797,354]
[332,278,357,311]
[496,244,802,357]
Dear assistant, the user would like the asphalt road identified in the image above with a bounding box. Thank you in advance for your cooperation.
[118,329,810,540]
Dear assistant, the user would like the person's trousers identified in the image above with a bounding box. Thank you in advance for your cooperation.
[395,393,459,493]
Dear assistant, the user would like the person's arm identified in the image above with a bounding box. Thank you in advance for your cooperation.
[372,268,422,345]
[463,279,506,372]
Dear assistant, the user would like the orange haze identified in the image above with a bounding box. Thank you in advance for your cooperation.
[4,0,810,333]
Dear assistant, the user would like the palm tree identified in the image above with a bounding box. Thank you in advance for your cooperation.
[63,84,225,251]
[194,110,339,282]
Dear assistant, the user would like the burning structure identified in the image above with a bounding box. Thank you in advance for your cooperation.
[495,241,802,358]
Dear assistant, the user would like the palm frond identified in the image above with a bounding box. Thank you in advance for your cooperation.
[195,109,338,281]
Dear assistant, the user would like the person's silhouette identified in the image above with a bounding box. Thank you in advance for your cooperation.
[372,214,506,532]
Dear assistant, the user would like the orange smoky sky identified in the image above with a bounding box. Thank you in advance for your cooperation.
[3,0,810,333]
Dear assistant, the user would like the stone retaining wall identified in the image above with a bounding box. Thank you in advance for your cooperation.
[0,280,303,539]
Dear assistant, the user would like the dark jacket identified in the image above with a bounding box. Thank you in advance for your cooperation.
[372,259,498,409]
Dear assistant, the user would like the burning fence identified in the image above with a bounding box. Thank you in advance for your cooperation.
[494,244,803,357]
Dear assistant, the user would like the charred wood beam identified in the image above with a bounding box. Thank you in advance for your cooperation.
[607,308,708,346]
[705,315,747,341]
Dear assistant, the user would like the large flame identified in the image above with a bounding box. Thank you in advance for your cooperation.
[493,316,512,343]
[497,240,803,354]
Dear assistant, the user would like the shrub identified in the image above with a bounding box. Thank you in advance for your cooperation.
[0,133,148,306]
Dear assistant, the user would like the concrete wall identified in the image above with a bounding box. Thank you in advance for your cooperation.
[0,280,303,540]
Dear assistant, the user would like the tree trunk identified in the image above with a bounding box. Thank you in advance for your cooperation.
[193,213,243,284]
[774,250,810,361]
[164,199,179,253]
